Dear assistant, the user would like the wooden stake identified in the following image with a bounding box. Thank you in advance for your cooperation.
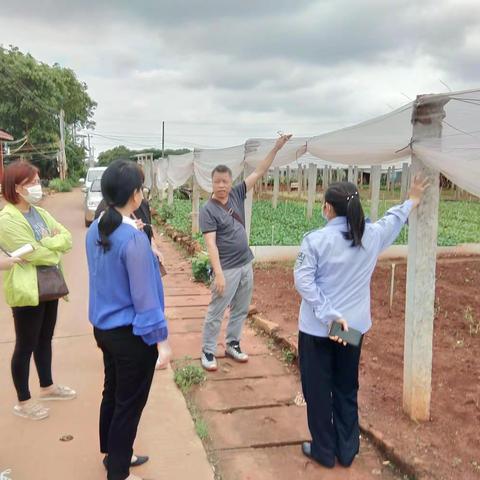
[389,263,396,312]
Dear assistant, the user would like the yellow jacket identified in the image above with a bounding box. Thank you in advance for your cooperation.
[0,203,72,307]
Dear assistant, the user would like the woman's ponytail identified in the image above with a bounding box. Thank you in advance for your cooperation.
[325,181,366,248]
[98,206,122,252]
[345,192,365,247]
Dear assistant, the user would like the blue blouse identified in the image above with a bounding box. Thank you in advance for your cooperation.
[86,218,168,345]
[294,200,414,337]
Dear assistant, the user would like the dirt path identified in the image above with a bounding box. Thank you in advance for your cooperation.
[158,233,404,479]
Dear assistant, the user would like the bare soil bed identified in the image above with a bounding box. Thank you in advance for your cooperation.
[252,258,480,480]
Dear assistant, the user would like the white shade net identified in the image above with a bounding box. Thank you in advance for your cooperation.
[166,151,194,188]
[159,88,479,197]
[306,104,413,165]
[194,145,245,192]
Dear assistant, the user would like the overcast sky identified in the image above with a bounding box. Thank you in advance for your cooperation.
[2,0,480,156]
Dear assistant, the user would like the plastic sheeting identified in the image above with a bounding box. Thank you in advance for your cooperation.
[155,88,479,197]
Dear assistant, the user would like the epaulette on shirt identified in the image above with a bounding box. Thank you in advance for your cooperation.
[302,228,320,239]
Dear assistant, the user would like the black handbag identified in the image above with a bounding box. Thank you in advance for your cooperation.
[37,265,69,302]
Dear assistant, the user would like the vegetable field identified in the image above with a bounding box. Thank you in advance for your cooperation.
[154,198,480,247]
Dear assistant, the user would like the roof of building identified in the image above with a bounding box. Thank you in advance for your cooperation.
[0,129,14,141]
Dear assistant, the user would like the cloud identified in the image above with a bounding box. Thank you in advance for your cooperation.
[1,0,479,154]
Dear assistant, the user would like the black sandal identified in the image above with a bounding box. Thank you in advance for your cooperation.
[103,454,149,469]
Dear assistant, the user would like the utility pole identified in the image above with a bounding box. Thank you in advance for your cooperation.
[162,121,165,158]
[87,134,94,167]
[59,109,67,179]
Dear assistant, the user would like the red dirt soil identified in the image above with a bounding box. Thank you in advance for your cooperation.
[252,259,480,480]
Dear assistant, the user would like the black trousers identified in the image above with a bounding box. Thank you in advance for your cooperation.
[11,300,58,402]
[94,326,158,480]
[299,331,363,468]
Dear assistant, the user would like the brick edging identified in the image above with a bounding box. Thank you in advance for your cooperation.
[151,209,203,256]
[249,313,424,480]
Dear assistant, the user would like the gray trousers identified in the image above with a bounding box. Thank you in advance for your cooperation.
[202,262,254,355]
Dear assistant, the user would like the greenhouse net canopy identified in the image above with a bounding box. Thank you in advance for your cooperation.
[156,88,480,196]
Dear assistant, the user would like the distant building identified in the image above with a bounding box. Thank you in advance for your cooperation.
[0,129,14,181]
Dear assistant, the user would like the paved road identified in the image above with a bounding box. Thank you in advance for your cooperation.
[0,189,213,480]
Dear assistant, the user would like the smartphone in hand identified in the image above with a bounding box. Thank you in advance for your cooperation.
[329,322,363,347]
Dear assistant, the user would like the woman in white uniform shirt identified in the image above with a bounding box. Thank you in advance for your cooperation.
[294,176,427,469]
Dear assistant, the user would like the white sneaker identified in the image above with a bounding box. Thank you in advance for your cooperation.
[13,401,49,420]
[201,351,218,371]
[40,385,76,401]
[225,341,248,363]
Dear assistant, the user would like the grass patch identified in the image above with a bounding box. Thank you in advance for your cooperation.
[190,405,209,440]
[48,178,76,192]
[173,357,206,394]
[281,347,296,365]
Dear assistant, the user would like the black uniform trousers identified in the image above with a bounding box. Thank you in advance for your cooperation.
[94,326,158,480]
[299,331,363,468]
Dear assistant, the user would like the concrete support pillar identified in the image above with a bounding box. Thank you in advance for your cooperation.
[347,165,354,183]
[403,95,447,422]
[192,176,200,234]
[322,165,329,191]
[244,165,254,241]
[307,163,317,219]
[297,165,303,197]
[370,165,382,222]
[400,163,409,202]
[272,166,280,209]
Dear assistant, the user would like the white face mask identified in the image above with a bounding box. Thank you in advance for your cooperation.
[21,184,43,204]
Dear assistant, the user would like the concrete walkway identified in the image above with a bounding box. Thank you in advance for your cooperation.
[0,190,213,480]
[158,232,402,480]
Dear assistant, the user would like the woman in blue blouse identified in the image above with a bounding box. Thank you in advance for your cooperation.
[86,160,169,480]
[294,176,427,470]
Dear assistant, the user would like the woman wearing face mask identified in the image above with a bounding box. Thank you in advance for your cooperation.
[86,160,170,480]
[294,177,428,469]
[0,160,75,421]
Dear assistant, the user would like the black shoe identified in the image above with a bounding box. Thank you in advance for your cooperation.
[301,442,335,468]
[103,454,149,469]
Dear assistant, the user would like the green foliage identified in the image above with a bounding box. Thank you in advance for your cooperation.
[159,199,193,234]
[0,45,95,177]
[192,252,211,284]
[282,347,296,364]
[164,197,479,247]
[159,203,174,220]
[193,413,209,440]
[173,357,206,394]
[97,145,132,166]
[97,145,191,166]
[48,178,74,192]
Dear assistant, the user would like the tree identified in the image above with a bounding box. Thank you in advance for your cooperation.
[0,45,96,177]
[97,146,191,166]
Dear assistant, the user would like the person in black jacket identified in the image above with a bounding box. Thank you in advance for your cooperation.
[95,198,153,242]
